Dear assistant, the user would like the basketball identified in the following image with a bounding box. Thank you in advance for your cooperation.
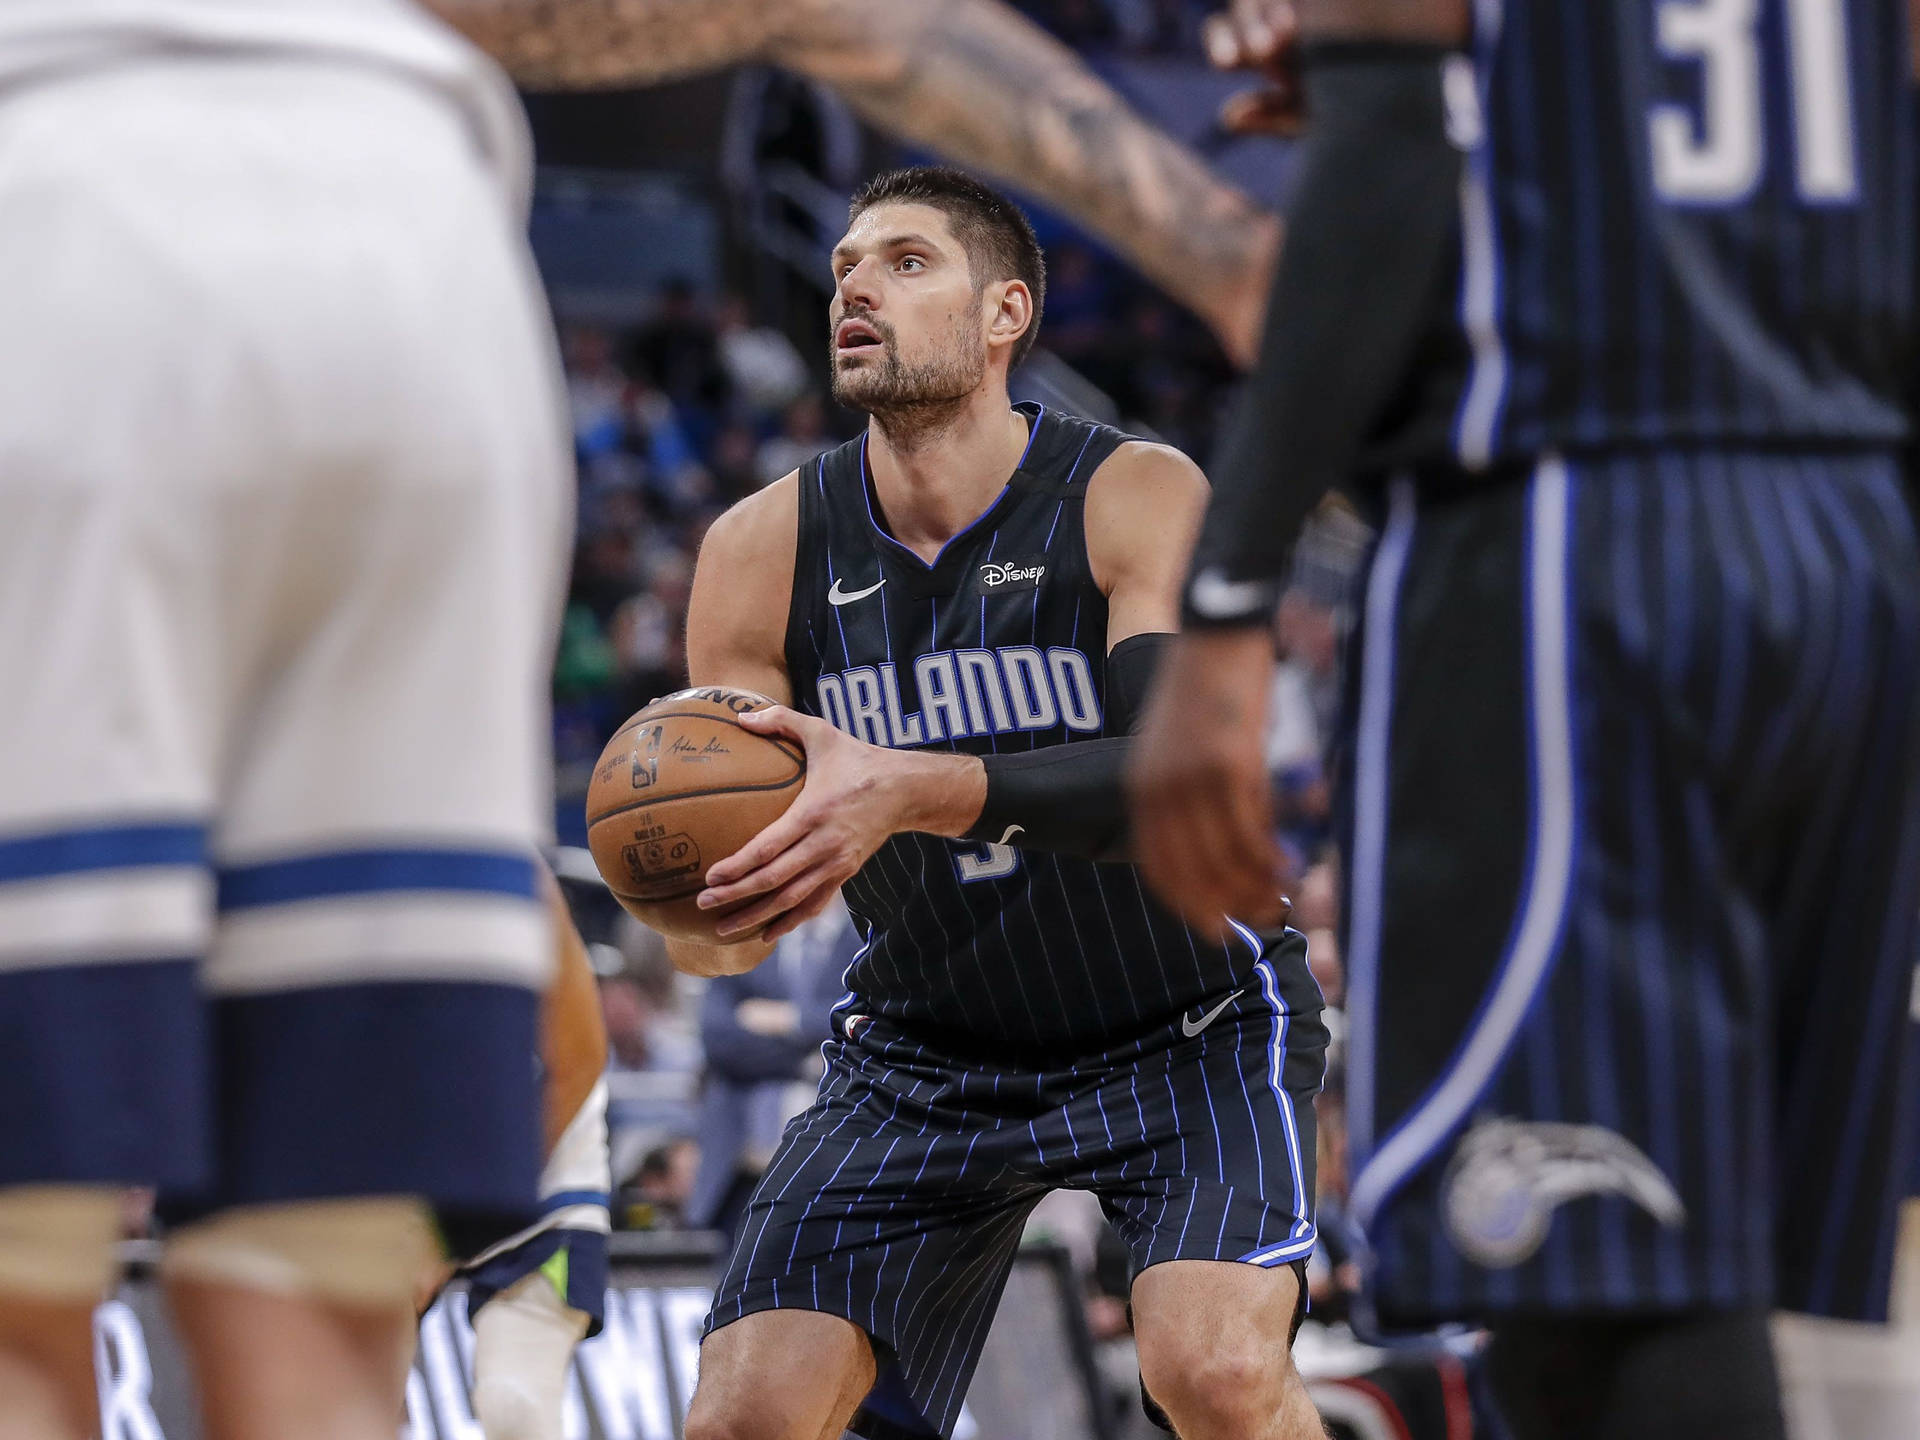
[585,686,805,942]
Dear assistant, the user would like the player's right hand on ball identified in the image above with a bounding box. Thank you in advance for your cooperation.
[692,706,880,943]
[695,705,983,945]
[1126,628,1291,939]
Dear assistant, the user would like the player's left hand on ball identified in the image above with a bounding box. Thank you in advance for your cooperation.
[698,705,894,943]
[1126,628,1289,939]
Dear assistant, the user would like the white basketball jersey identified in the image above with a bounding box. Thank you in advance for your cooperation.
[0,0,530,207]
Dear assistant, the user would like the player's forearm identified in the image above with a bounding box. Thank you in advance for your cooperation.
[883,749,989,840]
[426,0,1278,360]
[1184,45,1461,622]
[422,0,790,88]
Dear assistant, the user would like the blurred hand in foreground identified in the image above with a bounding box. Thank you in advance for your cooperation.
[1126,628,1291,938]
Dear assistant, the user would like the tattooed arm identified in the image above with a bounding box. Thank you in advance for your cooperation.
[423,0,1278,364]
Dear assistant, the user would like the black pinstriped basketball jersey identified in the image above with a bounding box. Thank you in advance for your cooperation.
[1379,0,1914,475]
[784,403,1313,1060]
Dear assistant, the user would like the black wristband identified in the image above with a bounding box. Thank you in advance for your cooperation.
[960,633,1173,862]
[964,738,1132,863]
[1181,570,1285,630]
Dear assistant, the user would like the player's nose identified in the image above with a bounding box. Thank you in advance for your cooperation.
[835,255,883,311]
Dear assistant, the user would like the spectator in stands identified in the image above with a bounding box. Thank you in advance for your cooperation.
[610,551,694,710]
[631,1138,702,1230]
[754,391,833,487]
[709,422,764,505]
[632,277,730,419]
[716,292,810,415]
[565,323,628,461]
[599,973,697,1075]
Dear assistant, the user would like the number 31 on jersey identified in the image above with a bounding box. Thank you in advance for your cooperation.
[1650,0,1857,204]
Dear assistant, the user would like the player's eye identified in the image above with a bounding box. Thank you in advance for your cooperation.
[898,256,925,272]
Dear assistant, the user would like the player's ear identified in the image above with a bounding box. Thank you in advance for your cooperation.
[985,279,1034,357]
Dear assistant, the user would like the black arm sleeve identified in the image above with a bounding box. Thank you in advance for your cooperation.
[960,633,1169,862]
[1182,43,1465,628]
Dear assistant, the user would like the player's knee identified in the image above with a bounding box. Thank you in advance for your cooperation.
[0,1186,123,1302]
[1139,1334,1298,1436]
[161,1196,438,1308]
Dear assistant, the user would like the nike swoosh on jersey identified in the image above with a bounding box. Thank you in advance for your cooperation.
[828,577,887,605]
[1181,988,1242,1038]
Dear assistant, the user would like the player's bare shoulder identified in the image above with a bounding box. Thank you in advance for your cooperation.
[699,468,802,573]
[686,469,803,700]
[1083,439,1210,599]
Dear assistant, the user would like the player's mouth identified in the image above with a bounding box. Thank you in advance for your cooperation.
[835,317,885,354]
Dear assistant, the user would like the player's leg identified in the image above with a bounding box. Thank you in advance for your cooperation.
[1762,458,1920,1440]
[165,1202,435,1440]
[1764,455,1920,1325]
[119,55,566,1440]
[1339,458,1794,1440]
[0,58,237,1437]
[686,1309,878,1440]
[462,882,615,1440]
[471,1270,592,1440]
[1346,459,1769,1293]
[1131,1261,1320,1440]
[464,1226,612,1440]
[1077,933,1328,1439]
[697,1030,1040,1440]
[0,1190,125,1440]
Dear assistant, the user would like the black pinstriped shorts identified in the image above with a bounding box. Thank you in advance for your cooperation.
[1342,451,1920,1330]
[705,937,1327,1440]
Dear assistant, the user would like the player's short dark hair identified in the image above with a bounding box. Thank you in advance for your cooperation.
[848,166,1047,369]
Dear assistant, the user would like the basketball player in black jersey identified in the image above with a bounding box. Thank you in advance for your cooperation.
[660,166,1328,1440]
[1134,3,1920,1440]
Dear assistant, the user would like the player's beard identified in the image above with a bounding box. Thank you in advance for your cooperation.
[830,310,986,448]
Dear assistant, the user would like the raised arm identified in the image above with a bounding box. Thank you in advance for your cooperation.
[422,0,1278,364]
[1131,0,1469,931]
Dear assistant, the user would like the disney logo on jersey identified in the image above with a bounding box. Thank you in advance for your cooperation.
[974,558,1046,595]
[1443,1117,1685,1268]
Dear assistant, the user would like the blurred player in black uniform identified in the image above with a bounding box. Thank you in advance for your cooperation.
[1133,3,1920,1439]
[656,167,1328,1440]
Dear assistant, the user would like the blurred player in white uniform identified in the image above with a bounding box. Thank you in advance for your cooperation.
[448,866,614,1440]
[0,3,569,1437]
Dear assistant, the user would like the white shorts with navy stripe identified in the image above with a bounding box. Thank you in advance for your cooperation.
[707,931,1328,1440]
[0,53,568,1218]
